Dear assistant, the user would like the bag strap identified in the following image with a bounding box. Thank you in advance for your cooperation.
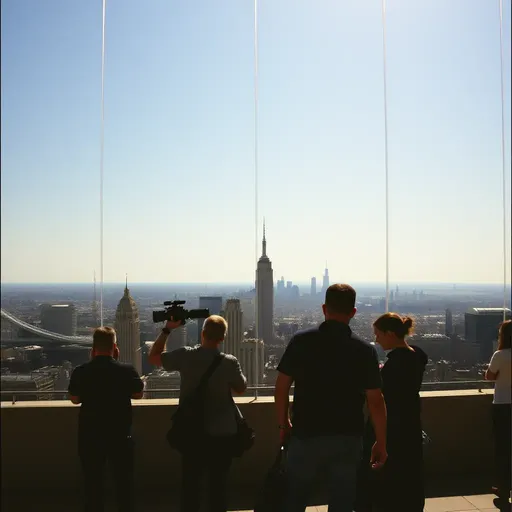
[195,353,224,394]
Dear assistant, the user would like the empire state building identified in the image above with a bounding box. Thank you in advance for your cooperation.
[256,222,274,345]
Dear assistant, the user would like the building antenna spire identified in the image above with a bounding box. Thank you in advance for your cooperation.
[125,273,128,292]
[262,218,267,257]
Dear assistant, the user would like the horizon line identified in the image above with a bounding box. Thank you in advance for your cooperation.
[1,280,510,287]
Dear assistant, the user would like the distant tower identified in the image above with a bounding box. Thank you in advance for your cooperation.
[277,277,285,295]
[41,304,77,336]
[256,220,274,344]
[445,308,453,337]
[114,278,142,375]
[240,339,265,387]
[322,262,329,294]
[92,271,99,327]
[310,277,317,296]
[222,299,243,360]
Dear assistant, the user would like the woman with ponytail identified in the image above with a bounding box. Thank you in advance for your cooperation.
[356,313,427,512]
[485,320,511,511]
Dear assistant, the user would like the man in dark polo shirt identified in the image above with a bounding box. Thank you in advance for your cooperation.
[275,284,387,512]
[68,326,144,512]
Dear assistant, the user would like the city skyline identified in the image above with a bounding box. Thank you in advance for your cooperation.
[1,0,511,285]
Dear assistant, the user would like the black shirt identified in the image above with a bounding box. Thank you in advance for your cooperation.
[381,345,427,443]
[68,356,144,438]
[277,320,382,438]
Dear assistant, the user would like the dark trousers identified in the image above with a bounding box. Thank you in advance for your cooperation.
[79,435,135,512]
[493,404,511,501]
[355,427,424,512]
[181,439,233,512]
[285,434,362,512]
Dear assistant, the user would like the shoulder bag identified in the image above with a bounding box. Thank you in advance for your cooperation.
[166,353,224,453]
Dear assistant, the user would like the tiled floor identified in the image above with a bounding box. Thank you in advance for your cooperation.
[424,494,503,512]
[230,494,504,512]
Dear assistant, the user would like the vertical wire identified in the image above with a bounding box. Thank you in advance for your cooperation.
[381,0,390,312]
[254,0,259,398]
[99,0,106,326]
[254,0,259,336]
[498,0,509,320]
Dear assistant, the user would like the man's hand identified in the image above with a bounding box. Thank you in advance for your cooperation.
[165,318,182,330]
[370,441,388,470]
[279,419,292,445]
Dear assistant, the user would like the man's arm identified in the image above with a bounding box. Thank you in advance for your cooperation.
[148,331,169,368]
[148,319,182,367]
[129,367,145,399]
[229,358,248,395]
[366,388,387,468]
[68,367,82,405]
[275,372,294,430]
[363,346,387,469]
[275,337,299,443]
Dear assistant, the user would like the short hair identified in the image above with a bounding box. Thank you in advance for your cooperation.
[202,315,228,343]
[374,313,414,338]
[498,320,511,350]
[325,284,356,315]
[92,327,116,352]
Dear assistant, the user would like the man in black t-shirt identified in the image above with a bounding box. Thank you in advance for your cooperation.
[69,327,144,512]
[275,284,387,512]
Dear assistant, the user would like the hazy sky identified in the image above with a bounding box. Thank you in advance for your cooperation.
[1,0,510,285]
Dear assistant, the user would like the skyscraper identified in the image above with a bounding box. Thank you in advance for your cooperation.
[240,339,265,387]
[464,307,511,361]
[256,221,274,345]
[322,263,329,294]
[222,299,243,360]
[41,304,77,336]
[276,277,285,296]
[310,277,317,296]
[197,296,223,343]
[114,282,142,375]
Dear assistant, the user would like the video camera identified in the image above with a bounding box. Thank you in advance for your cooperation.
[152,300,210,326]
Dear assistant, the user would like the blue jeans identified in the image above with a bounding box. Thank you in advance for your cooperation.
[285,434,362,512]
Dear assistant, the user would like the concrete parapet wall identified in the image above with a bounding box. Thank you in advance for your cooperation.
[1,391,494,494]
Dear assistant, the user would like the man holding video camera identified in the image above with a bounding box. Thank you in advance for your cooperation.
[149,314,247,512]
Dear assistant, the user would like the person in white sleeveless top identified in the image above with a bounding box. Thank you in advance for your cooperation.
[485,319,511,511]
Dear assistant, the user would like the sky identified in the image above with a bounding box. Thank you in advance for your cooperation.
[1,0,511,285]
